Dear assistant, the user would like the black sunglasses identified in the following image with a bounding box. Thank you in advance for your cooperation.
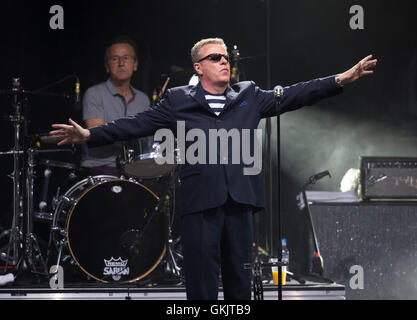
[197,53,230,63]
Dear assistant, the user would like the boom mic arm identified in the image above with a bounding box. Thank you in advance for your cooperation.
[308,170,331,185]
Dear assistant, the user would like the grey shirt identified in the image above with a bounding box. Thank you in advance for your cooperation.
[81,79,152,168]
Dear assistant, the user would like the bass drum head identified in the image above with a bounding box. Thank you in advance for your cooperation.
[66,178,164,283]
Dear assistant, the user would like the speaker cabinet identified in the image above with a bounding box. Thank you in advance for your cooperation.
[310,203,417,300]
[360,156,417,200]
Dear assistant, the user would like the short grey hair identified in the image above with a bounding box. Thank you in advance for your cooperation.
[190,38,228,63]
[104,35,138,64]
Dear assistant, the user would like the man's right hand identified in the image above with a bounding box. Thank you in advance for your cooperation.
[50,118,91,146]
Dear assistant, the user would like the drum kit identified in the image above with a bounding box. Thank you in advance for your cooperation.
[0,77,183,286]
[0,49,261,286]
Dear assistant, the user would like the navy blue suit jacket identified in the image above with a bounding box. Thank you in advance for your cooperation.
[88,76,342,215]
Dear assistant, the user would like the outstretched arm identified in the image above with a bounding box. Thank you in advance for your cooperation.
[258,54,378,118]
[50,92,174,147]
[50,118,90,146]
[338,54,377,85]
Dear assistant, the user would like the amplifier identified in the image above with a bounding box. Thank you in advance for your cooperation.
[360,156,417,200]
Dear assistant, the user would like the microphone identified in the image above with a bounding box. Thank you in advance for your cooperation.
[75,78,80,103]
[274,86,284,113]
[309,170,331,184]
[274,85,284,100]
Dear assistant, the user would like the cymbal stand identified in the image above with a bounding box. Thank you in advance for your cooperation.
[24,148,48,276]
[158,169,183,282]
[1,78,25,271]
[1,78,48,279]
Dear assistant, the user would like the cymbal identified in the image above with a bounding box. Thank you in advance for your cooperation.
[27,133,62,145]
[38,135,60,145]
[38,159,90,173]
[39,159,79,170]
[161,70,195,78]
[231,54,265,62]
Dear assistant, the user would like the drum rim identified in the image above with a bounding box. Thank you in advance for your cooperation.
[52,175,118,228]
[123,163,179,179]
[65,177,164,283]
[123,148,182,179]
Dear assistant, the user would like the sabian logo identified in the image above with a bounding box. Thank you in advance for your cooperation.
[103,257,130,281]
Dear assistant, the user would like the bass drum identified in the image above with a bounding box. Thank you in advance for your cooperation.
[51,175,165,283]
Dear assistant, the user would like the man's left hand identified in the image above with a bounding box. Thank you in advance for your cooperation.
[339,54,378,85]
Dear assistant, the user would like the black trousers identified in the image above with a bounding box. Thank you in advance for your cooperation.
[180,196,254,300]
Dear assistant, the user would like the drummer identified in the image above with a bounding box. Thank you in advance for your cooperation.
[81,35,153,176]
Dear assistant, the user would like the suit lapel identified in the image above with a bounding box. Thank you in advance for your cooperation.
[223,86,238,113]
[189,83,212,114]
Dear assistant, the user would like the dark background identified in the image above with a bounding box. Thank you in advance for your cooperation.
[0,0,416,291]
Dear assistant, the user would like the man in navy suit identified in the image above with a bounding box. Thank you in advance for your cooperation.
[51,38,377,300]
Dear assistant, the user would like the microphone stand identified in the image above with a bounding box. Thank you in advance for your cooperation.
[243,86,287,300]
[274,86,284,300]
[230,45,240,84]
[300,171,334,283]
[245,2,288,300]
[154,168,183,284]
[230,45,275,299]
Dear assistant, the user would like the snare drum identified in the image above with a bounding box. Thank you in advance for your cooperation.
[123,142,181,179]
[51,175,165,283]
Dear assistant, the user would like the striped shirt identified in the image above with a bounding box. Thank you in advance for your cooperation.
[204,93,226,116]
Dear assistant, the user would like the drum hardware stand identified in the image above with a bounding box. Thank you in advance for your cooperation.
[117,143,134,175]
[46,221,72,273]
[0,77,74,280]
[118,142,183,284]
[156,169,183,283]
[24,148,49,276]
[0,78,28,273]
[33,149,78,222]
[244,259,288,300]
[38,166,52,215]
[49,231,67,275]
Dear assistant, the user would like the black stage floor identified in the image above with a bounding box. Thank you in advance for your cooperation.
[0,277,345,300]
